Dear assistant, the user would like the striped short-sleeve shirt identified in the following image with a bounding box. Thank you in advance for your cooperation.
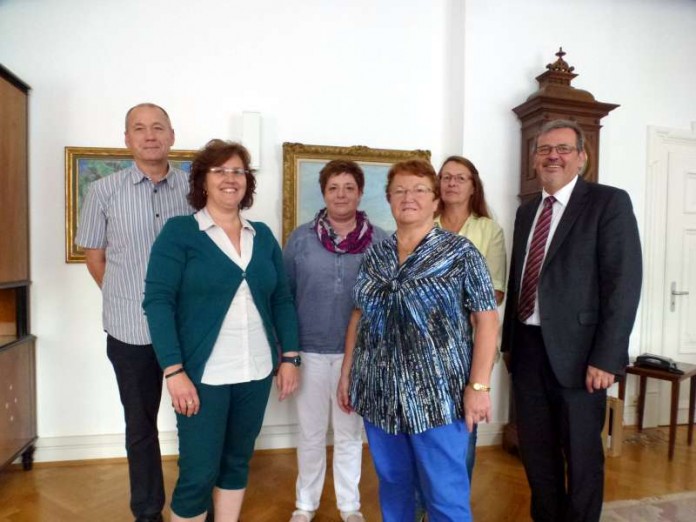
[76,165,192,345]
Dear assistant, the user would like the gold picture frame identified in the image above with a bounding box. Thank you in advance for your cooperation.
[65,146,196,263]
[282,143,431,244]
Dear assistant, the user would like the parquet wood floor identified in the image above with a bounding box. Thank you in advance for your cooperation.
[0,426,693,521]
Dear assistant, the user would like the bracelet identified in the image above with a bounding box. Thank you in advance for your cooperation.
[165,368,185,379]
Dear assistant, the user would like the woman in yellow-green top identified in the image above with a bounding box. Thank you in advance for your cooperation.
[434,155,506,482]
[435,156,506,305]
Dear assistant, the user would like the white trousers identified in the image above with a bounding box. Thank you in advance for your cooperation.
[295,352,363,512]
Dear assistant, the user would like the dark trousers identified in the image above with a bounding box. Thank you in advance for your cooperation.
[107,334,165,520]
[512,322,606,522]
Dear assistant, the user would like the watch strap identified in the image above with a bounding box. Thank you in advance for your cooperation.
[280,355,302,367]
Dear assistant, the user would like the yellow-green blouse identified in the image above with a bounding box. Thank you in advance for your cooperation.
[435,214,506,293]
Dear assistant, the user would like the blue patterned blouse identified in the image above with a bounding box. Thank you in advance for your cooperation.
[349,227,497,435]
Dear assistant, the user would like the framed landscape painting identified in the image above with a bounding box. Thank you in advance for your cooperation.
[281,143,430,244]
[65,146,195,263]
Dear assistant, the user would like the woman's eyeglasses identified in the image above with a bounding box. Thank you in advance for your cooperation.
[390,186,433,199]
[208,167,249,177]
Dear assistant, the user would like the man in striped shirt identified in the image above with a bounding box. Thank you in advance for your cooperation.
[76,103,192,522]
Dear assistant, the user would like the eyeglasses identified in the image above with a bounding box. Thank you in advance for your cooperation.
[390,186,434,199]
[534,144,577,156]
[208,167,249,177]
[440,174,471,184]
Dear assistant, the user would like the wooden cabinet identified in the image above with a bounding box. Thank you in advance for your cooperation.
[0,337,36,469]
[0,64,36,471]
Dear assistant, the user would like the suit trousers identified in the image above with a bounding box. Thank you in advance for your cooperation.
[106,335,165,520]
[295,352,363,513]
[512,322,606,522]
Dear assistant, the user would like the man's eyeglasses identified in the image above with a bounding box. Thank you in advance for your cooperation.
[390,186,433,199]
[439,174,471,184]
[534,144,577,156]
[208,167,250,177]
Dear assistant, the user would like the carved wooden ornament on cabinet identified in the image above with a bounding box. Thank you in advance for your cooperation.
[512,48,619,202]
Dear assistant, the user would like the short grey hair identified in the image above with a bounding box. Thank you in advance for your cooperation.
[535,119,585,152]
[124,103,172,130]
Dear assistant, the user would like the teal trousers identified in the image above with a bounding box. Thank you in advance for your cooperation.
[171,373,272,518]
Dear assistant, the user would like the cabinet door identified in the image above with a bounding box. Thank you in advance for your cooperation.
[0,339,36,467]
[0,75,29,283]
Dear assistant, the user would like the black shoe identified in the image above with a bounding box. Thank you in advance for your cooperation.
[135,515,163,522]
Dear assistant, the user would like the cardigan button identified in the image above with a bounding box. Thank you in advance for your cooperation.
[241,272,246,278]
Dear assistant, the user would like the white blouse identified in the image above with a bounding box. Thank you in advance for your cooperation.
[195,208,273,385]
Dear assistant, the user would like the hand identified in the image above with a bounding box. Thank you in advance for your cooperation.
[275,363,299,401]
[337,372,353,414]
[165,368,200,417]
[463,385,491,433]
[586,365,615,393]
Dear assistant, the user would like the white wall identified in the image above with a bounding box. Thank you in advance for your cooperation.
[1,0,695,462]
[0,0,453,461]
[461,0,696,330]
[460,0,696,418]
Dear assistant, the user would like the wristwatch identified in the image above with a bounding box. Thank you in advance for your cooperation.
[469,382,491,392]
[280,355,302,367]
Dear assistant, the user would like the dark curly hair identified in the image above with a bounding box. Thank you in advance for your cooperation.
[188,139,256,211]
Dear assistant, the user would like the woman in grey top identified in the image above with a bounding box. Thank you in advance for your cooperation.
[283,160,387,522]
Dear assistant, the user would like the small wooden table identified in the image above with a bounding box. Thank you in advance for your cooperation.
[618,362,696,460]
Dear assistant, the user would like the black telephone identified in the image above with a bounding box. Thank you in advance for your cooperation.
[634,353,684,374]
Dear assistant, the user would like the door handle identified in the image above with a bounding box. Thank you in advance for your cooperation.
[670,281,689,312]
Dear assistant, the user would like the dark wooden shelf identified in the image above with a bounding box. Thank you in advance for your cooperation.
[0,64,35,473]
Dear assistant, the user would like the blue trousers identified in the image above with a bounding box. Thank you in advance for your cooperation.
[365,419,472,522]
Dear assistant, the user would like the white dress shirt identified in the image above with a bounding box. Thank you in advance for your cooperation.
[521,175,579,325]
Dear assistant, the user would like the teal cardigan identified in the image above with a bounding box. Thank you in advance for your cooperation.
[142,215,299,383]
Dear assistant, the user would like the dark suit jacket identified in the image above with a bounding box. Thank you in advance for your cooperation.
[501,177,642,388]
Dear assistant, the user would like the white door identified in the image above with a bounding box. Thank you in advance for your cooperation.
[663,149,696,361]
[659,147,696,424]
[643,125,696,426]
[641,125,696,427]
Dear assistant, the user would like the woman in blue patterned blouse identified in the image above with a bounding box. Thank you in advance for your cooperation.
[337,158,499,522]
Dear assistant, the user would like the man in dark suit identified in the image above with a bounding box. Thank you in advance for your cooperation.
[501,120,642,522]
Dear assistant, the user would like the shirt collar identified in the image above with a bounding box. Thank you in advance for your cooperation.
[129,162,178,186]
[542,174,578,207]
[195,207,256,235]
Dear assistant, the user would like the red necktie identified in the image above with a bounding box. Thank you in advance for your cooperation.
[518,196,556,321]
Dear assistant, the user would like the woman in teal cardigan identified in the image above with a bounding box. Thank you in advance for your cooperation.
[143,140,300,522]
